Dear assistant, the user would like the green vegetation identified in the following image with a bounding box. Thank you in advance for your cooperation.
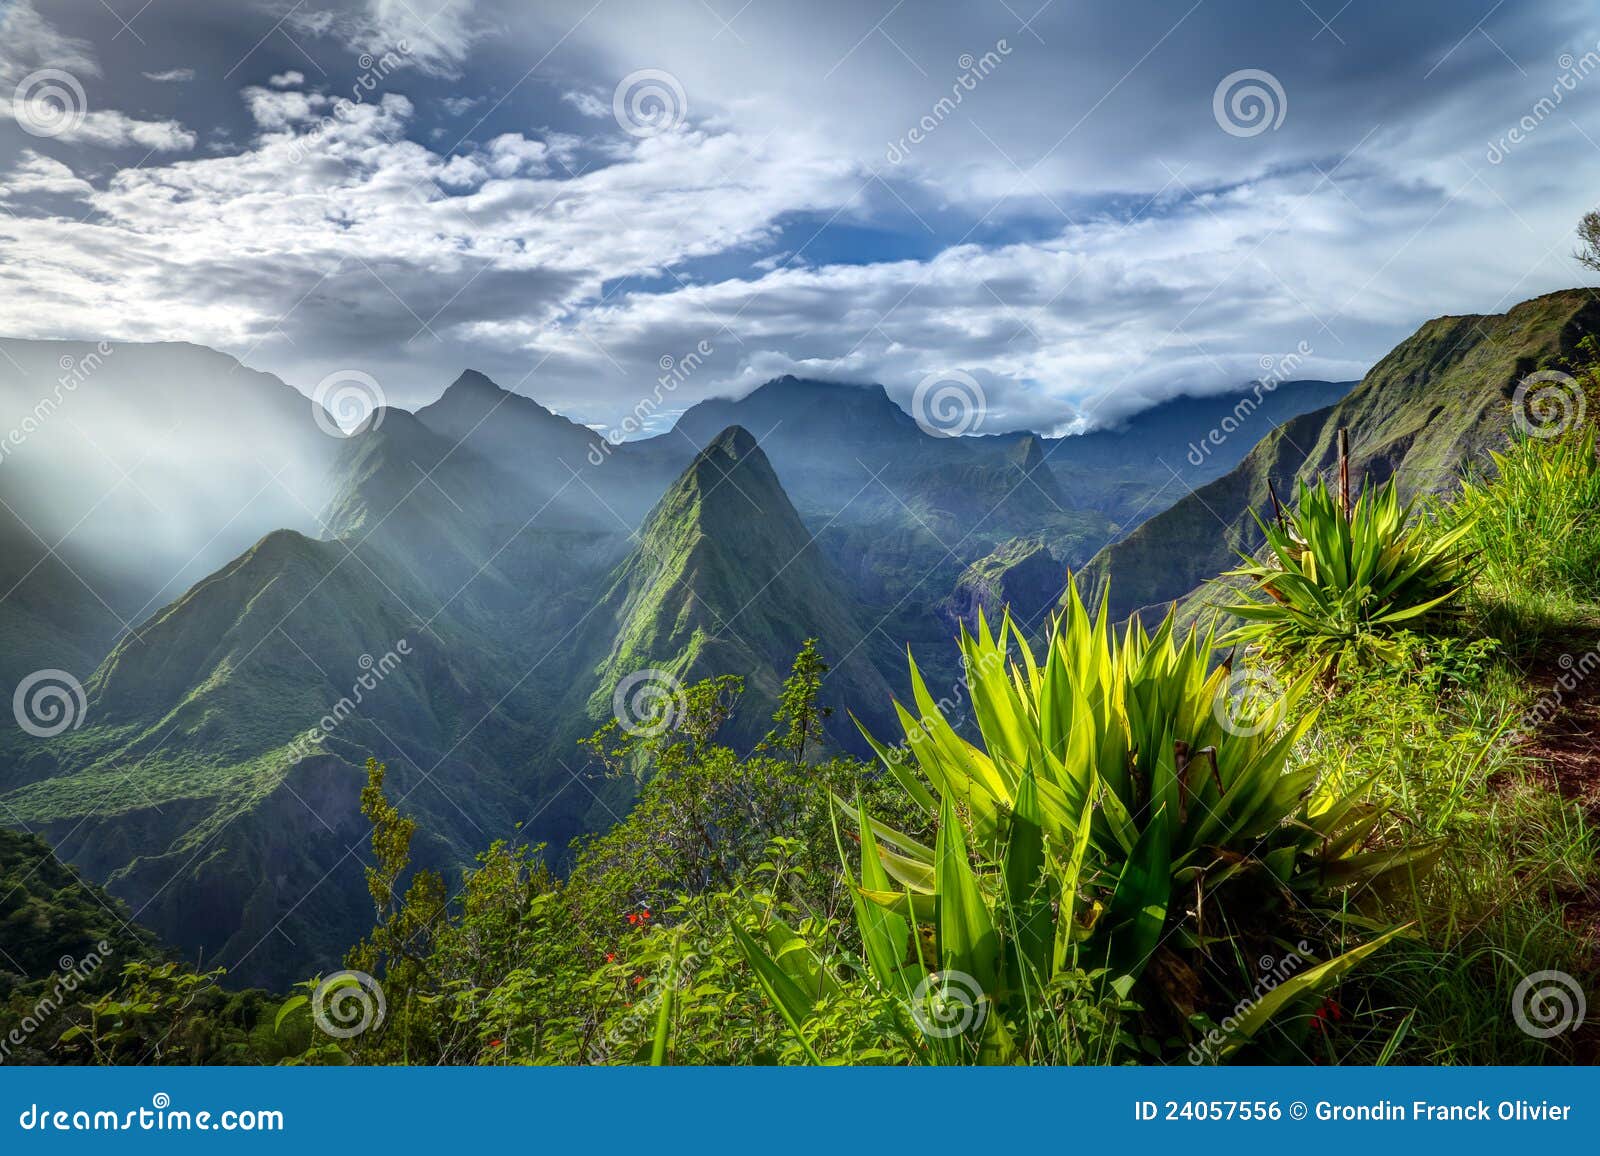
[1083,288,1600,621]
[1223,475,1475,676]
[0,368,1360,994]
[17,423,1600,1066]
[1451,421,1600,648]
[11,305,1600,1067]
[740,590,1424,1063]
[1295,633,1593,1064]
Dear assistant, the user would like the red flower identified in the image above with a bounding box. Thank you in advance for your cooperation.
[605,953,615,963]
[1310,997,1343,1034]
[633,976,644,986]
[489,1039,503,1048]
[641,910,651,920]
[626,914,638,926]
[1310,996,1341,1034]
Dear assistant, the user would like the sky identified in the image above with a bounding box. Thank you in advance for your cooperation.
[1,0,1598,436]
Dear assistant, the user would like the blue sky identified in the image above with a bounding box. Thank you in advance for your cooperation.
[1,0,1598,435]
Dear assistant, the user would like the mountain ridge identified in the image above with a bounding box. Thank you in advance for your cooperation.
[1079,288,1600,621]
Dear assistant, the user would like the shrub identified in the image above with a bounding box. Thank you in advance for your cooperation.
[1223,477,1474,676]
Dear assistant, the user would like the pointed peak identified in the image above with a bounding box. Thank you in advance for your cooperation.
[674,426,775,495]
[1007,433,1048,471]
[445,368,504,396]
[701,424,761,458]
[418,369,577,432]
[641,425,791,540]
[246,527,327,565]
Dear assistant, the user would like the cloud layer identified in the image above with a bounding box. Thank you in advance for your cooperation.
[0,0,1597,433]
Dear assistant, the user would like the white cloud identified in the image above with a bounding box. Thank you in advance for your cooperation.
[484,132,551,176]
[0,87,860,406]
[0,2,196,151]
[268,70,306,89]
[0,0,99,86]
[0,150,93,200]
[284,0,486,79]
[478,158,1586,431]
[143,68,196,83]
[561,90,609,119]
[0,0,1596,436]
[0,94,197,152]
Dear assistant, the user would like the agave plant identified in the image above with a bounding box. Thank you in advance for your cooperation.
[736,586,1425,1064]
[1223,476,1475,674]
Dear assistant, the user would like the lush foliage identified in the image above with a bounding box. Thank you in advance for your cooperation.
[23,429,1600,1067]
[741,588,1428,1063]
[1224,476,1475,674]
[1451,427,1600,648]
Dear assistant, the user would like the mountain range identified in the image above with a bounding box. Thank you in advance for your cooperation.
[0,329,1380,986]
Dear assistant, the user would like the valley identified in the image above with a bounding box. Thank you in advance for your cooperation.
[0,338,1351,986]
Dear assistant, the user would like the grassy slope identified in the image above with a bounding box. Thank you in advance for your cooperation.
[0,529,536,986]
[0,425,911,985]
[576,427,895,744]
[1081,289,1600,621]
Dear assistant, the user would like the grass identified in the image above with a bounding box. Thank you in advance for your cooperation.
[1293,645,1595,1063]
[1449,428,1600,654]
[1272,431,1600,1064]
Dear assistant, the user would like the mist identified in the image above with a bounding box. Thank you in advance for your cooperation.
[0,338,339,629]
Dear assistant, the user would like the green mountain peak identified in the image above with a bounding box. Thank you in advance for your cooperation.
[582,424,892,752]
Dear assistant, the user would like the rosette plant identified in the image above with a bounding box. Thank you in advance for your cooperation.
[1222,476,1475,675]
[736,586,1425,1064]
